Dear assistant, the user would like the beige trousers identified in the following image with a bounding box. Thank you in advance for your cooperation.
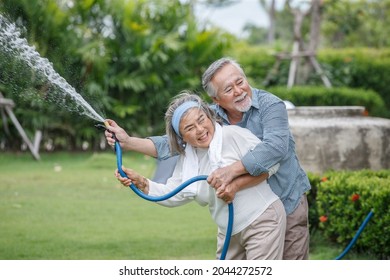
[216,199,286,260]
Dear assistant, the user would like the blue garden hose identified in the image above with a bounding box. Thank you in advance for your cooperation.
[334,210,374,260]
[114,140,234,260]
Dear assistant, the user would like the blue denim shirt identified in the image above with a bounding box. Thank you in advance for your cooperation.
[149,88,311,215]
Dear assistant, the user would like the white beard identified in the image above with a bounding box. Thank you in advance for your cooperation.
[234,93,252,112]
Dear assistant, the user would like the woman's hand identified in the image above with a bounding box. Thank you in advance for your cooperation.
[104,119,131,149]
[215,181,238,204]
[115,165,149,194]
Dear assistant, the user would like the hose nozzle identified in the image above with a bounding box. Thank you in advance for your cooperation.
[94,124,107,131]
[95,120,110,132]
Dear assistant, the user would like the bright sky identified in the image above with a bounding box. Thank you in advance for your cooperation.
[194,0,284,37]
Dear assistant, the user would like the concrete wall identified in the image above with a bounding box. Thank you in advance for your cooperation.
[288,106,390,174]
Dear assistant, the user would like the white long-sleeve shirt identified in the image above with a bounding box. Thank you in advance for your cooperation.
[148,125,279,235]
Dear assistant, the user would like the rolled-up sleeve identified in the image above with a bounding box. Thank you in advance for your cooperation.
[147,135,173,160]
[241,102,290,176]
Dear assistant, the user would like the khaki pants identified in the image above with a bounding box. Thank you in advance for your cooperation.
[216,199,286,260]
[283,194,310,260]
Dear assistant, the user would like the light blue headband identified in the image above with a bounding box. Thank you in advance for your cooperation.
[172,101,199,137]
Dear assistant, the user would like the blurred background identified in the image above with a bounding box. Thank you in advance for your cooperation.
[1,0,389,152]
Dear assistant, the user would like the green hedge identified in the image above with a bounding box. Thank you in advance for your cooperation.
[308,170,390,259]
[267,85,387,117]
[318,48,390,116]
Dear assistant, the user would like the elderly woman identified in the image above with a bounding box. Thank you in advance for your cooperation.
[115,91,286,260]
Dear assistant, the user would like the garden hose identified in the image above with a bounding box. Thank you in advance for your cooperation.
[334,209,374,260]
[96,123,233,260]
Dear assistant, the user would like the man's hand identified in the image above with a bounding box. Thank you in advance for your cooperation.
[207,161,247,200]
[207,165,235,190]
[208,161,270,204]
[218,172,270,204]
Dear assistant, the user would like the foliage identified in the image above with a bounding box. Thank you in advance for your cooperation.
[101,0,232,135]
[306,172,322,234]
[243,23,269,45]
[0,0,233,152]
[315,170,390,259]
[242,1,295,48]
[267,85,387,117]
[241,0,390,50]
[318,48,390,117]
[0,0,107,151]
[227,44,277,86]
[322,0,390,48]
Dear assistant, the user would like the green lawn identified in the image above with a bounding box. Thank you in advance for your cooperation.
[0,151,369,260]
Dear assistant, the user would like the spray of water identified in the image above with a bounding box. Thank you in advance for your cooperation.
[0,15,105,122]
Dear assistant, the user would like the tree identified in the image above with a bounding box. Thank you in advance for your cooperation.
[243,23,268,45]
[322,0,390,48]
[0,0,233,151]
[258,0,276,44]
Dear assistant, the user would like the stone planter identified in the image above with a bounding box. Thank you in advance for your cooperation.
[288,106,390,174]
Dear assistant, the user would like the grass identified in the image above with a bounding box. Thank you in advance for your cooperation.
[0,151,215,260]
[0,151,371,260]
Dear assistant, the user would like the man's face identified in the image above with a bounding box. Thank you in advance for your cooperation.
[211,64,252,115]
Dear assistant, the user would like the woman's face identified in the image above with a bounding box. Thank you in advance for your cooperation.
[179,108,215,149]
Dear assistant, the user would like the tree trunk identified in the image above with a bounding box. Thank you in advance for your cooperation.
[309,0,322,52]
[301,0,323,84]
[266,0,276,44]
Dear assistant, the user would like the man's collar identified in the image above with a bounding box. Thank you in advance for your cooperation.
[249,87,260,110]
[213,103,229,121]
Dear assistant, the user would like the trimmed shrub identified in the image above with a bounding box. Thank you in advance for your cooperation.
[267,85,387,117]
[315,170,390,259]
[307,172,322,234]
[318,48,390,116]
